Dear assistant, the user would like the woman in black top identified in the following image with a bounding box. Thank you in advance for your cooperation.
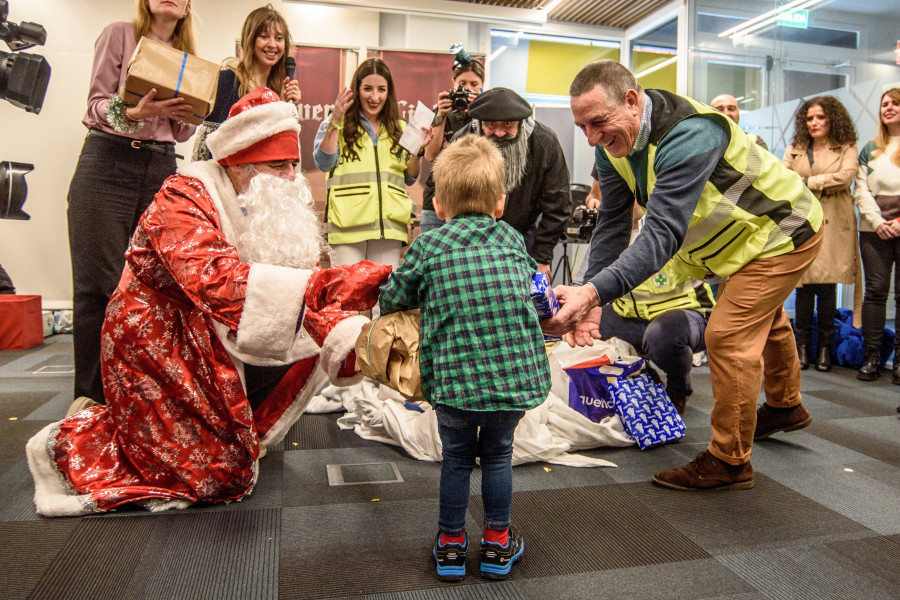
[192,3,300,160]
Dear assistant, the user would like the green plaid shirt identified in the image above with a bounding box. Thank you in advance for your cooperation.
[379,213,551,411]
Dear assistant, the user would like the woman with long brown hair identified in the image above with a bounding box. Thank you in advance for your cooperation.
[783,95,859,372]
[313,58,431,269]
[854,85,900,383]
[192,4,300,160]
[67,0,198,405]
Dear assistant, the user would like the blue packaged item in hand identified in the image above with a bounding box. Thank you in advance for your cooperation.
[530,273,559,319]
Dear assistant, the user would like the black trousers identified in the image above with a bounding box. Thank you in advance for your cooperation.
[597,307,707,397]
[793,283,837,347]
[0,263,14,294]
[244,363,295,411]
[859,231,900,351]
[67,132,177,402]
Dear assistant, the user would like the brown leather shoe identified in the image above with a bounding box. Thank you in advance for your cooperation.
[652,450,755,490]
[754,403,812,440]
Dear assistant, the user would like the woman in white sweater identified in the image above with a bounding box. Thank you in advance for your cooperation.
[854,85,900,384]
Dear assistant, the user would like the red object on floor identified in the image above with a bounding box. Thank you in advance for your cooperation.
[0,295,43,350]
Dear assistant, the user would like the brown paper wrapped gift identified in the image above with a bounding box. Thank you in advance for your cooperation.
[121,36,219,126]
[354,309,424,402]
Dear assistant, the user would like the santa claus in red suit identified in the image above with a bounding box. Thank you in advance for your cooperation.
[27,88,390,516]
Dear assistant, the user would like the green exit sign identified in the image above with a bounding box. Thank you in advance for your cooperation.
[777,9,809,28]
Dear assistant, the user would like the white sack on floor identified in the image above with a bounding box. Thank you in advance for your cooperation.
[315,380,633,467]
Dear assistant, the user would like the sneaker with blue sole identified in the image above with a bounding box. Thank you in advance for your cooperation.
[480,528,524,580]
[433,531,467,581]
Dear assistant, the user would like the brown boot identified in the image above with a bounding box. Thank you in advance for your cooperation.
[754,403,811,439]
[652,450,754,491]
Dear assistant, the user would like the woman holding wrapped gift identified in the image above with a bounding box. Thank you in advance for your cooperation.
[313,58,431,270]
[191,4,301,161]
[67,0,197,404]
[854,85,900,384]
[783,96,859,372]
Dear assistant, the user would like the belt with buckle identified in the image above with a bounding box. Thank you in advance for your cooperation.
[88,128,177,156]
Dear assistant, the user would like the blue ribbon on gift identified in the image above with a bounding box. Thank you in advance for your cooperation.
[122,50,202,120]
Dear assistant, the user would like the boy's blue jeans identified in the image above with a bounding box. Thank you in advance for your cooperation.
[435,404,525,536]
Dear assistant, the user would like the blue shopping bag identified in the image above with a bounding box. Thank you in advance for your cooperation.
[564,359,644,423]
[608,373,685,450]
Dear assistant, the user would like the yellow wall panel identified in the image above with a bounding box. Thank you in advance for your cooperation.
[633,50,677,92]
[526,41,619,96]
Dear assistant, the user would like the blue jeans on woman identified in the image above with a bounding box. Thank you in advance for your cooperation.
[435,404,524,536]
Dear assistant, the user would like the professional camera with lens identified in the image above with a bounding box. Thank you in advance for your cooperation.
[447,84,470,113]
[0,0,50,114]
[565,204,598,243]
[0,0,50,221]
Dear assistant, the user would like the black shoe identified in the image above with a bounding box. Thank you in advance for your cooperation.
[667,389,689,415]
[480,528,524,580]
[797,345,810,370]
[893,362,899,386]
[856,350,881,381]
[433,531,467,581]
[815,346,832,372]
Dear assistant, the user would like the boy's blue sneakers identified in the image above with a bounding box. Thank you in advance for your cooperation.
[480,528,524,580]
[433,531,467,581]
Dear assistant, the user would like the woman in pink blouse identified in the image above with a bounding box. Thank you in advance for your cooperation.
[67,0,197,405]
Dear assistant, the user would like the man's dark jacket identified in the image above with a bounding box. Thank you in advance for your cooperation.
[423,120,571,264]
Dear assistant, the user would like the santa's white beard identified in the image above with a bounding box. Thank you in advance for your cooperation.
[231,172,325,269]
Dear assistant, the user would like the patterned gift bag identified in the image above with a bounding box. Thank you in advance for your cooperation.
[609,373,685,450]
[564,359,644,423]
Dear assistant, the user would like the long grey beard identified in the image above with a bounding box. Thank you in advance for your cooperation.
[490,118,534,192]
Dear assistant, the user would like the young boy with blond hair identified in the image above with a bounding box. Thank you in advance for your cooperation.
[379,134,551,581]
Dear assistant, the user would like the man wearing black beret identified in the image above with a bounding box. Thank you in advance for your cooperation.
[450,87,570,277]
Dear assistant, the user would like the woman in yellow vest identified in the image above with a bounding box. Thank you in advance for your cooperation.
[313,58,430,269]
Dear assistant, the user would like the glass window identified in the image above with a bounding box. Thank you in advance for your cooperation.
[489,30,620,105]
[631,19,677,92]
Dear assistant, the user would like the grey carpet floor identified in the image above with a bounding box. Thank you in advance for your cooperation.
[1,335,898,600]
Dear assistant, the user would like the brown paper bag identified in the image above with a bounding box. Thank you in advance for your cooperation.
[354,309,424,401]
[121,36,220,125]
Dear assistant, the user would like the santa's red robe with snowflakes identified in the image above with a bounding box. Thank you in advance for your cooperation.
[27,161,389,516]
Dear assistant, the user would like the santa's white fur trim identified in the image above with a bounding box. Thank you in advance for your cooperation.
[207,101,300,163]
[320,315,369,385]
[235,263,312,361]
[27,422,99,517]
[259,360,330,447]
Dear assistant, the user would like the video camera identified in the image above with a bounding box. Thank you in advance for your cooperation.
[565,204,598,243]
[1,0,50,221]
[0,0,50,114]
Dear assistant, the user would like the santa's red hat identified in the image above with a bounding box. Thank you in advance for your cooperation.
[207,87,301,166]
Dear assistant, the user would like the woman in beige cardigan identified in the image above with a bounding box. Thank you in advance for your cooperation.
[783,96,859,372]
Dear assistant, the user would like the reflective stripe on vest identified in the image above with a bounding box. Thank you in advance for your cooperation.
[325,219,408,235]
[606,90,822,277]
[613,264,715,321]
